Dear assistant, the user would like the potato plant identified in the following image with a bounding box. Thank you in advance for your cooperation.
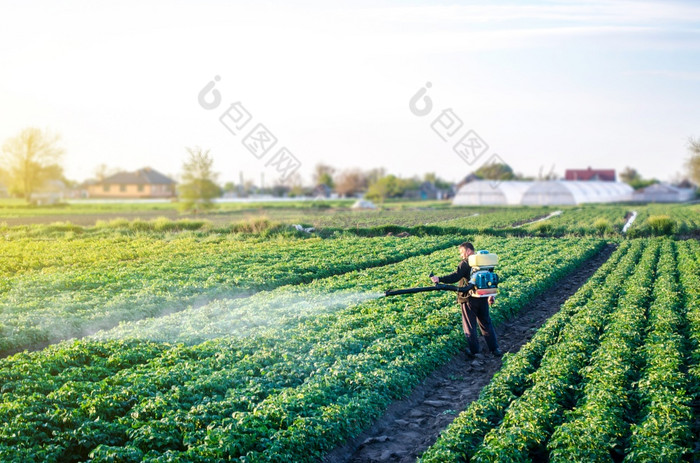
[420,238,697,462]
[0,237,603,462]
[0,233,464,355]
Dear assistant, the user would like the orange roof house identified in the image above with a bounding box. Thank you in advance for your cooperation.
[88,167,176,198]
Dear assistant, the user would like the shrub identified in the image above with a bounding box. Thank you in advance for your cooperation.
[228,216,283,234]
[531,221,554,236]
[593,218,613,236]
[646,215,675,236]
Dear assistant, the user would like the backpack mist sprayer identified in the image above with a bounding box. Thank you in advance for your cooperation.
[384,250,499,298]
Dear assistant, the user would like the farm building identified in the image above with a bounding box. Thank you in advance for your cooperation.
[403,181,453,200]
[633,183,696,203]
[30,179,68,205]
[565,167,616,181]
[453,180,634,206]
[452,181,534,206]
[521,181,633,205]
[88,167,176,199]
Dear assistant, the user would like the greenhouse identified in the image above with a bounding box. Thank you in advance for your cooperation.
[632,183,696,203]
[453,180,634,206]
[452,181,534,206]
[520,181,633,205]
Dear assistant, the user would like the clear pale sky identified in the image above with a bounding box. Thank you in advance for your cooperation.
[2,0,699,186]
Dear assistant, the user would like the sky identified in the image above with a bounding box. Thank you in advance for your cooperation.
[1,0,700,186]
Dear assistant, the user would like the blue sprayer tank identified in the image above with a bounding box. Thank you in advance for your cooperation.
[467,250,499,297]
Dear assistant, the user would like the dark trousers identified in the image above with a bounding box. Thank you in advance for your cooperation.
[459,297,499,354]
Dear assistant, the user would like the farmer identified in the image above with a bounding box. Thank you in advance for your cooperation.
[431,242,502,357]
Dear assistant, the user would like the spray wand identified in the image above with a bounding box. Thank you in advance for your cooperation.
[384,272,474,297]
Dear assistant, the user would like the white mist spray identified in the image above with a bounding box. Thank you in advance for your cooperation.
[92,288,385,345]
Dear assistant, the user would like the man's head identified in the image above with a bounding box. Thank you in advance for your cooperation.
[458,241,475,260]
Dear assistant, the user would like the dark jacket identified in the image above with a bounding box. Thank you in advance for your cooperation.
[438,259,473,303]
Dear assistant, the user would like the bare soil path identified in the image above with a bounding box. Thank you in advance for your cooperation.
[324,242,617,463]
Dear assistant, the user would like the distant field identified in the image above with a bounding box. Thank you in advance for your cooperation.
[0,198,456,226]
[1,200,698,236]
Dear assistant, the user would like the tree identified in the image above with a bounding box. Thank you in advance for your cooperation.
[365,174,419,202]
[620,166,641,184]
[423,172,452,190]
[365,175,393,203]
[177,147,222,213]
[269,171,303,197]
[365,167,386,185]
[281,172,305,197]
[335,169,368,197]
[686,137,700,186]
[312,163,335,188]
[473,163,516,181]
[619,166,657,190]
[1,127,64,200]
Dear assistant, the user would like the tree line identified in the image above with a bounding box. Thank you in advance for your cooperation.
[2,127,700,206]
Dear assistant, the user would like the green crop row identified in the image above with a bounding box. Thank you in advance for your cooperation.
[624,240,693,461]
[0,237,546,402]
[546,240,659,461]
[436,207,553,230]
[86,235,590,346]
[677,239,700,461]
[0,237,604,462]
[507,204,699,238]
[419,239,644,462]
[524,205,630,237]
[441,239,650,461]
[0,233,464,355]
[420,238,697,462]
[627,204,700,237]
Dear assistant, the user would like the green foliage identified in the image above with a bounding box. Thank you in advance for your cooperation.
[317,172,334,188]
[646,214,676,235]
[226,216,284,235]
[94,217,211,232]
[0,233,464,354]
[627,178,658,190]
[177,147,221,213]
[424,172,452,190]
[628,205,700,237]
[530,220,555,236]
[0,237,602,461]
[592,217,613,235]
[624,240,693,461]
[421,239,696,462]
[548,241,659,462]
[473,162,516,181]
[365,175,419,202]
[619,166,658,190]
[0,127,65,200]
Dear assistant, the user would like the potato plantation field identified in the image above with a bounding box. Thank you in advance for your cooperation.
[0,202,698,462]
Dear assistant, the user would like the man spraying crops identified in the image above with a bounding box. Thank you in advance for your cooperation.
[431,242,502,357]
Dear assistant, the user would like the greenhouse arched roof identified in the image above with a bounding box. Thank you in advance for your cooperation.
[453,180,634,206]
[452,181,533,206]
[520,181,633,205]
